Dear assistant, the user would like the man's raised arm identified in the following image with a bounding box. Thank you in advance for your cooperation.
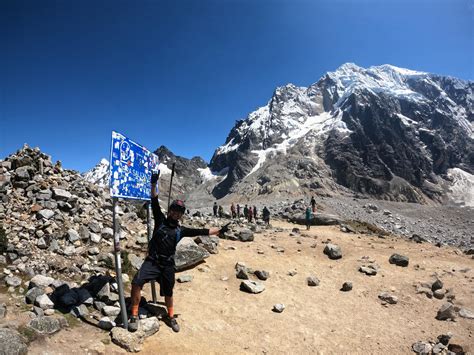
[151,172,165,225]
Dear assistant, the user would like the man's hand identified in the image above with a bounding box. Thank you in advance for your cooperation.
[151,171,160,185]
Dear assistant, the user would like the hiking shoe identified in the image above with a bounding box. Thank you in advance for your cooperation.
[128,316,139,332]
[165,315,180,332]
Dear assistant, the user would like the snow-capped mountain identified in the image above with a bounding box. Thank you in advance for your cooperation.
[209,63,473,203]
[83,158,109,187]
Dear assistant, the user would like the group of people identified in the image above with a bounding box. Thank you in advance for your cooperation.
[213,202,271,225]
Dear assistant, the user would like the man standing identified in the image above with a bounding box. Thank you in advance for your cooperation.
[305,206,312,230]
[237,204,241,218]
[253,206,257,220]
[128,173,225,333]
[244,205,248,220]
[310,196,316,213]
[262,206,270,225]
[213,202,218,217]
[231,203,236,219]
[248,206,253,223]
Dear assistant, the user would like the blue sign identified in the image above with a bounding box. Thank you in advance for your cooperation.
[109,131,159,200]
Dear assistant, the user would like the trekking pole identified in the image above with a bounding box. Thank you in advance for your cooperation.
[167,163,176,210]
[146,202,157,303]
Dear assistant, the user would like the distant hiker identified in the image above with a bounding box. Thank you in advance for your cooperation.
[218,205,223,218]
[262,206,270,225]
[237,204,241,218]
[213,202,218,217]
[231,203,236,219]
[253,205,257,220]
[310,196,316,213]
[248,206,253,222]
[128,173,226,333]
[305,206,312,230]
[244,205,248,219]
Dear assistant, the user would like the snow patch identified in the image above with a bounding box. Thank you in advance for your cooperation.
[447,168,474,207]
[197,167,219,182]
[158,163,172,175]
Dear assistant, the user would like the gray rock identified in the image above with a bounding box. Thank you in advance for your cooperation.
[128,253,144,270]
[254,270,269,281]
[378,292,398,304]
[272,304,285,313]
[341,282,352,292]
[240,280,265,294]
[323,243,342,260]
[28,316,62,334]
[458,307,474,319]
[307,276,320,286]
[176,275,193,283]
[238,229,254,242]
[35,294,55,310]
[37,237,48,249]
[236,268,249,280]
[52,188,72,201]
[359,265,377,276]
[88,247,100,255]
[437,332,453,345]
[29,275,54,288]
[436,303,457,321]
[389,253,409,267]
[66,229,80,243]
[5,275,22,287]
[111,327,144,352]
[139,316,160,337]
[78,225,90,240]
[98,316,116,330]
[101,227,114,239]
[25,287,45,304]
[90,232,101,243]
[175,237,210,271]
[94,301,107,312]
[88,220,101,233]
[102,305,121,316]
[37,209,55,220]
[0,328,28,355]
[432,279,443,291]
[412,341,432,354]
[33,306,44,317]
[433,289,445,300]
[71,304,89,318]
[15,166,31,181]
[432,343,446,354]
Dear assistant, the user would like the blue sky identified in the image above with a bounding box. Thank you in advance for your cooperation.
[1,0,472,172]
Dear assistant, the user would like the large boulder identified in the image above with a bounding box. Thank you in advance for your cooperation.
[289,212,342,226]
[28,316,62,334]
[323,243,342,260]
[175,237,210,271]
[0,328,28,355]
[52,188,72,201]
[240,280,265,294]
[111,327,144,352]
[389,253,409,267]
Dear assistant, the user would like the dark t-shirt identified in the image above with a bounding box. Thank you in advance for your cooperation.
[148,196,209,263]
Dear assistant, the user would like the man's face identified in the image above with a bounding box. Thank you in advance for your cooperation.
[168,208,184,221]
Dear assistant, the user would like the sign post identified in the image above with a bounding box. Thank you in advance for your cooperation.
[113,197,128,329]
[109,131,159,329]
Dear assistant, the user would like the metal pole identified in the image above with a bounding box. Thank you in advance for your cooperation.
[113,198,128,329]
[167,163,176,210]
[147,202,157,303]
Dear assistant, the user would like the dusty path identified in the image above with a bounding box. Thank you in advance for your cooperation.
[27,220,474,354]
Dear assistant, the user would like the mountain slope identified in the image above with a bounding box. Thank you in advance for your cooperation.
[209,63,474,203]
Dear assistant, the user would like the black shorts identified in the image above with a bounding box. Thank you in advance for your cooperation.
[131,258,175,297]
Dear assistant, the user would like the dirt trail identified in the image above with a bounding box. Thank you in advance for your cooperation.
[27,221,474,354]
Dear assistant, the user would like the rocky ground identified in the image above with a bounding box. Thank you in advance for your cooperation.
[1,221,473,354]
[1,145,473,354]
